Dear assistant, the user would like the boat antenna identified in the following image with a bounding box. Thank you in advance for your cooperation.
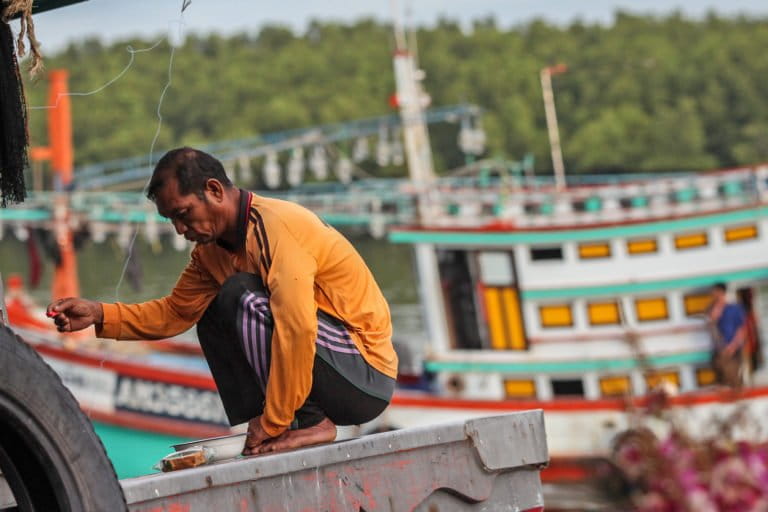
[391,0,407,52]
[405,1,419,68]
[540,64,568,192]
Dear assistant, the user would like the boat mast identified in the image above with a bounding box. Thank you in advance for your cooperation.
[391,1,436,218]
[30,71,81,305]
[390,1,450,353]
[540,64,567,191]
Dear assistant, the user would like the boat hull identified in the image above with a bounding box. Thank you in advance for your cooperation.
[383,386,768,458]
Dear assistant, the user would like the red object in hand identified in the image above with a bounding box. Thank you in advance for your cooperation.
[46,311,57,318]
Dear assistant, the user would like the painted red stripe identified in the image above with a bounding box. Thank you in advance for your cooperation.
[390,385,768,412]
[34,343,218,390]
[85,408,231,439]
[530,322,702,344]
[541,457,600,483]
[392,202,760,234]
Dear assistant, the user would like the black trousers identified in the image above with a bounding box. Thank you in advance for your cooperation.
[197,273,395,429]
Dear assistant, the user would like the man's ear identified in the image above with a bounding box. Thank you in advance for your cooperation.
[204,178,225,202]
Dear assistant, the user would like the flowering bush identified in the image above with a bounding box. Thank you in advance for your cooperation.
[612,390,768,511]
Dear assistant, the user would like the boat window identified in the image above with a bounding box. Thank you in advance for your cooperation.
[599,375,631,397]
[627,238,658,255]
[620,196,649,209]
[551,378,584,397]
[539,304,573,328]
[724,224,758,243]
[573,197,602,212]
[478,252,514,285]
[683,293,712,316]
[530,246,563,261]
[635,297,669,322]
[674,231,708,250]
[696,368,717,387]
[484,286,527,350]
[587,301,621,326]
[645,371,680,389]
[504,379,536,399]
[578,241,611,260]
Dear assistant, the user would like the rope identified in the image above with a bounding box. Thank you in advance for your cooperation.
[3,0,43,78]
[114,0,189,301]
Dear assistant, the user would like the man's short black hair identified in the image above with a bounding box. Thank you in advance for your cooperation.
[712,282,727,292]
[147,147,233,201]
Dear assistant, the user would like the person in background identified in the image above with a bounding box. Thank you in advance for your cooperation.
[708,282,747,386]
[46,147,397,455]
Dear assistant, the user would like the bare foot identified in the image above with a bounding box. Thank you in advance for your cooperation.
[256,417,337,454]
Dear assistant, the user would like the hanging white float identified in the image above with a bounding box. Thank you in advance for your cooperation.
[352,137,369,163]
[335,156,353,185]
[223,159,236,184]
[286,147,305,188]
[263,152,281,189]
[309,146,329,181]
[376,124,391,167]
[238,154,254,186]
[90,221,107,244]
[368,213,386,240]
[368,197,386,239]
[391,130,404,167]
[13,224,28,242]
[458,115,486,156]
[117,222,132,250]
[144,208,159,246]
[458,116,473,155]
[470,121,487,155]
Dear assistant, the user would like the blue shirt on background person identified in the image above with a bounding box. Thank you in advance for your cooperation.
[716,303,746,346]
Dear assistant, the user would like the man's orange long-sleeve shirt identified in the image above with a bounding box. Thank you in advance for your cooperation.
[96,192,397,436]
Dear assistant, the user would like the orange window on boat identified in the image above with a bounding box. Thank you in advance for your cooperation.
[539,304,573,328]
[696,368,717,387]
[683,293,712,316]
[724,224,758,243]
[599,375,631,397]
[578,241,611,259]
[483,286,526,350]
[645,371,680,389]
[587,301,621,326]
[477,251,527,350]
[627,238,658,255]
[635,297,669,322]
[504,379,536,398]
[674,231,708,250]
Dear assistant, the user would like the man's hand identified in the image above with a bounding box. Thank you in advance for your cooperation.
[46,298,103,332]
[242,416,273,456]
[721,343,738,359]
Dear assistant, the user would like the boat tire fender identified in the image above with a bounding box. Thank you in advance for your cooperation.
[0,324,127,511]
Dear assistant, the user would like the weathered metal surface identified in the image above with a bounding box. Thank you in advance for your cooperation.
[465,413,548,471]
[122,410,548,512]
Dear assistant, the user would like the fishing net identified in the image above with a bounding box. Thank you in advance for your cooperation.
[0,0,43,207]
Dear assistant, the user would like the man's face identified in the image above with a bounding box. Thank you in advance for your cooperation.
[154,177,220,244]
[711,287,725,303]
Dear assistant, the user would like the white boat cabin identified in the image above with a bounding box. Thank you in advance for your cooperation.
[390,164,768,403]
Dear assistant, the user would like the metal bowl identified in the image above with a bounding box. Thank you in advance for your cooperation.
[172,433,247,463]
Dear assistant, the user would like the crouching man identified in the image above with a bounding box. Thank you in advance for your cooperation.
[47,147,397,454]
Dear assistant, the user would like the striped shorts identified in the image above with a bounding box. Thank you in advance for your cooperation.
[197,272,395,428]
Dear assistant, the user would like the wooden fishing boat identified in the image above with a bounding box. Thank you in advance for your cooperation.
[380,162,768,481]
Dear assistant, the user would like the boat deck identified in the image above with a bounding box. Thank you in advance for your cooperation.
[121,411,548,512]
